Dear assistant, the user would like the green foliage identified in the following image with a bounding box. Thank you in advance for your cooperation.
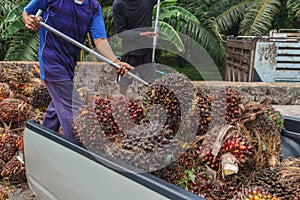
[264,110,284,132]
[101,6,115,37]
[175,168,196,190]
[159,6,200,24]
[1,1,29,39]
[287,0,300,17]
[0,0,38,61]
[4,31,39,61]
[239,0,281,36]
[155,20,184,53]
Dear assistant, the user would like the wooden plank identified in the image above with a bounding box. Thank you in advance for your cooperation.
[226,51,251,63]
[226,40,254,50]
[226,61,249,71]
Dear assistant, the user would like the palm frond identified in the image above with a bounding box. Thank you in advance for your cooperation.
[287,0,300,17]
[159,0,177,8]
[1,1,29,39]
[175,19,225,67]
[239,0,281,36]
[214,0,254,33]
[4,30,39,61]
[159,6,200,25]
[155,20,184,53]
[102,6,116,37]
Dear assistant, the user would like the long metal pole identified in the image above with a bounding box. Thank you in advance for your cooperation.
[35,10,149,86]
[152,0,161,63]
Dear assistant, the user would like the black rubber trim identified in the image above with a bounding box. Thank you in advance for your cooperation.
[280,115,300,158]
[25,119,203,200]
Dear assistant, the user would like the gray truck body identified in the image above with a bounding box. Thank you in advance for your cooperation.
[23,120,202,200]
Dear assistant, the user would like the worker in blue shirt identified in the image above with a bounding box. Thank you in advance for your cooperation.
[22,0,133,144]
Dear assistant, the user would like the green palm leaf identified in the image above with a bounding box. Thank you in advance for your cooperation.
[176,19,225,67]
[287,0,300,17]
[155,20,184,52]
[239,0,281,36]
[1,1,28,39]
[213,0,254,32]
[158,0,177,8]
[102,6,116,37]
[4,30,39,61]
[159,6,200,25]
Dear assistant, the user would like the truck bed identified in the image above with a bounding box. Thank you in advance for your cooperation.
[23,120,202,200]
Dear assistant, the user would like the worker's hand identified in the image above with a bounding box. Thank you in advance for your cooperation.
[114,60,134,76]
[22,11,42,32]
[140,31,159,39]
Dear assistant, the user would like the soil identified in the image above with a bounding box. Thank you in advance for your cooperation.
[0,183,37,200]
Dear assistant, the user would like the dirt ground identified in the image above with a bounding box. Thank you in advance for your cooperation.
[0,183,36,200]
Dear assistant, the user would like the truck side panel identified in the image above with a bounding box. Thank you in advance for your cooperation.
[24,120,201,200]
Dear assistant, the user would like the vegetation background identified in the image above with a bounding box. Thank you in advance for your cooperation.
[1,0,300,80]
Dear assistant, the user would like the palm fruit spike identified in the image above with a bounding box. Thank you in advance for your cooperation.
[0,98,32,123]
[253,160,300,199]
[193,89,212,136]
[141,73,194,137]
[31,84,51,111]
[111,96,145,132]
[0,132,18,163]
[225,87,242,123]
[0,83,11,101]
[73,104,108,151]
[0,65,24,91]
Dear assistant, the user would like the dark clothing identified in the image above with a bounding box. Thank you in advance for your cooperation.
[43,81,83,143]
[112,0,156,56]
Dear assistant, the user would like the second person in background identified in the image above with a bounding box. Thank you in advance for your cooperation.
[112,0,158,95]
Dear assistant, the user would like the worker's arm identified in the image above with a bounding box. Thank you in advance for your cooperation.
[94,38,133,75]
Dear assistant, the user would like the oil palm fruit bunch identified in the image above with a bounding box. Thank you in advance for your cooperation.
[93,96,120,137]
[30,84,51,111]
[141,73,194,136]
[0,133,18,163]
[0,98,32,123]
[142,83,181,133]
[110,96,145,133]
[73,104,107,151]
[192,89,212,136]
[15,134,24,151]
[0,83,11,101]
[0,65,32,92]
[252,161,300,199]
[73,95,146,152]
[239,187,280,200]
[1,156,26,184]
[241,100,282,168]
[219,133,253,166]
[197,129,253,172]
[93,96,145,138]
[225,87,242,123]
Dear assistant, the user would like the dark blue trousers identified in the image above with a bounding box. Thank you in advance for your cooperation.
[42,81,83,143]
